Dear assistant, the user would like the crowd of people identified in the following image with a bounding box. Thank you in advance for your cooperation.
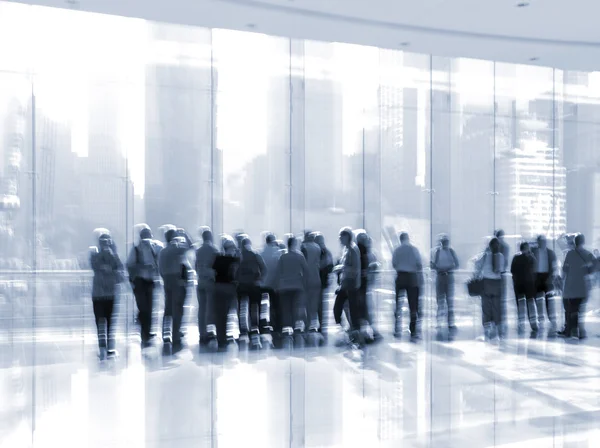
[88,224,596,359]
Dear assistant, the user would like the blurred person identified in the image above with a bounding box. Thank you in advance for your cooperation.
[90,232,124,360]
[237,237,268,349]
[532,235,559,334]
[207,236,240,350]
[301,232,323,335]
[261,233,283,335]
[392,232,424,341]
[195,227,219,347]
[126,225,163,347]
[475,237,506,342]
[559,233,595,339]
[315,233,334,335]
[355,230,381,343]
[333,227,363,342]
[430,234,459,338]
[511,242,538,335]
[158,228,194,349]
[274,236,309,347]
[495,230,510,272]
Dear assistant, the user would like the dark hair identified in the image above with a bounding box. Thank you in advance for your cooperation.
[399,232,409,242]
[575,233,585,247]
[489,237,500,273]
[287,236,297,249]
[339,227,353,241]
[202,229,213,243]
[139,228,152,240]
[265,233,276,244]
[519,241,529,252]
[494,229,505,238]
[165,229,177,243]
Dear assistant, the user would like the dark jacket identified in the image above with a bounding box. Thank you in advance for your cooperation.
[261,244,283,289]
[159,239,193,285]
[91,246,124,298]
[563,247,596,299]
[319,247,334,288]
[237,248,267,286]
[510,252,536,288]
[195,242,220,285]
[213,254,240,284]
[301,241,322,289]
[274,250,309,292]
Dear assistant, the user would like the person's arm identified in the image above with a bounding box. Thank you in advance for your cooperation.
[300,255,310,290]
[510,255,517,277]
[415,248,424,287]
[451,248,460,270]
[392,247,399,272]
[430,248,437,271]
[256,252,268,283]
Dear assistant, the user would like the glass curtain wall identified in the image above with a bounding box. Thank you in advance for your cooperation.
[3,0,600,444]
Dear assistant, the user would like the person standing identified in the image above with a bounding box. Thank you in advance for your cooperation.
[511,241,538,335]
[126,225,163,347]
[333,227,363,337]
[392,232,424,341]
[532,235,558,334]
[208,236,240,349]
[261,233,283,335]
[90,232,125,360]
[430,234,459,338]
[301,232,323,333]
[315,233,334,335]
[560,233,595,339]
[475,238,506,342]
[274,236,309,346]
[158,228,194,349]
[237,237,268,348]
[195,227,219,347]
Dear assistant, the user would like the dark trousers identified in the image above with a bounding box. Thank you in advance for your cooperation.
[535,272,556,325]
[262,287,279,333]
[306,286,322,331]
[164,282,187,343]
[93,298,115,350]
[333,287,361,331]
[209,283,236,346]
[435,272,455,328]
[197,283,214,342]
[514,283,538,332]
[563,298,586,337]
[482,278,505,338]
[133,278,154,343]
[395,272,420,336]
[279,289,307,331]
[238,283,266,335]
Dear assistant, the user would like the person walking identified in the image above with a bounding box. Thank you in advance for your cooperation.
[475,238,506,342]
[430,234,459,339]
[510,241,538,335]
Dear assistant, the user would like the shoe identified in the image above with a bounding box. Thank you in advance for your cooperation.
[207,338,219,353]
[98,347,107,361]
[107,349,119,358]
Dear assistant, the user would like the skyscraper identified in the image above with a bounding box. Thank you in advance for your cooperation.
[145,24,216,236]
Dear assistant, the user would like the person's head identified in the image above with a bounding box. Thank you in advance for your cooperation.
[98,233,112,250]
[489,237,500,253]
[304,232,316,243]
[277,240,286,250]
[399,232,409,245]
[139,227,153,240]
[314,233,325,248]
[235,233,248,247]
[495,229,505,241]
[288,236,299,251]
[537,234,547,249]
[575,233,585,248]
[355,230,369,248]
[265,233,276,246]
[165,229,177,244]
[520,241,530,254]
[241,237,252,251]
[339,227,353,247]
[439,234,450,249]
[201,228,213,244]
[222,235,237,255]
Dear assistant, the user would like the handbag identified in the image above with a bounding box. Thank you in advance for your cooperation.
[467,277,484,297]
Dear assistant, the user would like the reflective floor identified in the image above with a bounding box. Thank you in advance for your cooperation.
[2,300,600,447]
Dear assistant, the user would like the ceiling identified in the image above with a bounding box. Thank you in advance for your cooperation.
[9,0,600,71]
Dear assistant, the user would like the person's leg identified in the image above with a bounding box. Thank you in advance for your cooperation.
[105,298,116,352]
[162,284,173,342]
[406,286,420,337]
[447,274,456,330]
[481,283,494,339]
[514,287,526,334]
[435,275,445,329]
[576,298,586,338]
[135,279,152,343]
[534,274,546,327]
[347,287,362,331]
[171,285,187,344]
[279,290,293,331]
[394,278,404,337]
[317,287,325,333]
[525,292,539,332]
[92,300,106,349]
[237,285,250,339]
[197,286,207,343]
[333,289,347,326]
